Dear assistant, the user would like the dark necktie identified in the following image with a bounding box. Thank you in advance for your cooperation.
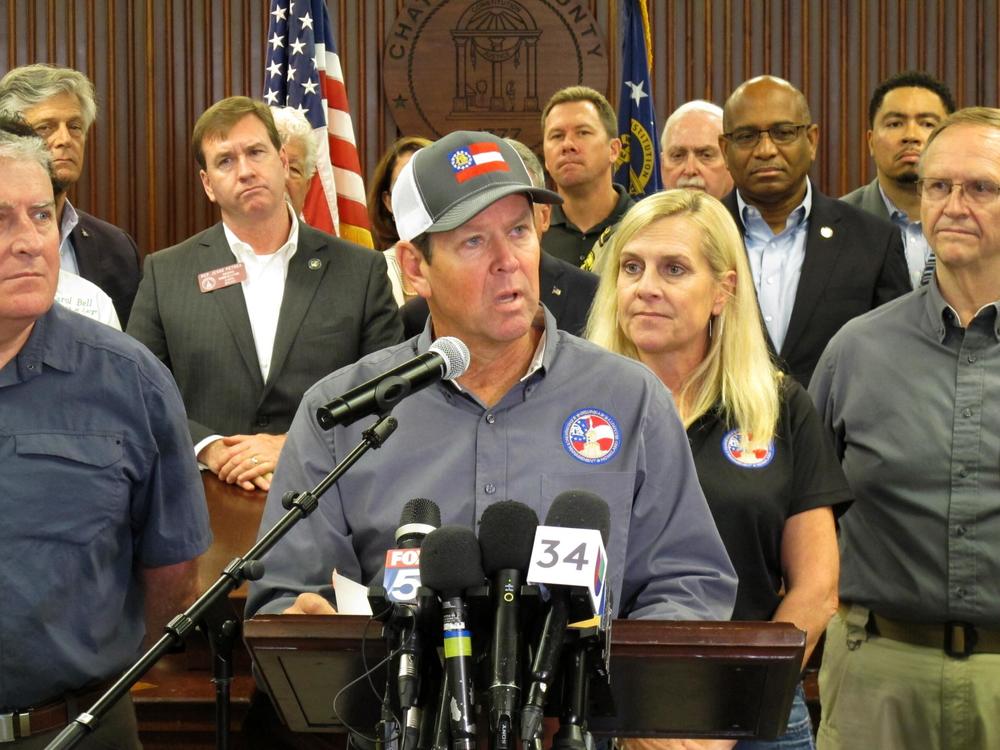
[920,251,936,286]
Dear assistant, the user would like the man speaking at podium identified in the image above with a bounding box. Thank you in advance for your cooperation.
[246,131,736,623]
[0,130,211,746]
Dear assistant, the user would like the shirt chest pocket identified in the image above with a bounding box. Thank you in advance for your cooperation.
[13,432,127,545]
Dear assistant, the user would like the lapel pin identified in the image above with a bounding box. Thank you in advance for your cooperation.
[551,286,563,296]
[308,258,322,270]
[820,226,834,239]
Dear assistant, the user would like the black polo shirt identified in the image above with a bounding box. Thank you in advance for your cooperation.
[542,183,634,267]
[687,378,851,621]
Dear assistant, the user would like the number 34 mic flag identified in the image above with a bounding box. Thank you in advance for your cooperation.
[265,0,374,247]
[614,0,663,199]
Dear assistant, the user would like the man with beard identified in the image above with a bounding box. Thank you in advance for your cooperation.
[841,71,955,288]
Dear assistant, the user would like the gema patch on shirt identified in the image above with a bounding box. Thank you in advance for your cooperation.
[721,429,775,469]
[562,408,620,465]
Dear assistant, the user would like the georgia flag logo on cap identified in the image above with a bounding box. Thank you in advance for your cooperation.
[562,408,620,464]
[449,142,510,183]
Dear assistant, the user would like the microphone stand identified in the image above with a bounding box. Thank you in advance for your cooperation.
[551,636,591,750]
[45,414,399,750]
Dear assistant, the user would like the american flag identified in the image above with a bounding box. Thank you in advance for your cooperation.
[264,0,373,247]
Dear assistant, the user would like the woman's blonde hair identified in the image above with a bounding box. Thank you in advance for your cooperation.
[586,189,782,444]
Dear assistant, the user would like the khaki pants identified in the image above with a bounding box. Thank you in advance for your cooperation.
[817,605,1000,750]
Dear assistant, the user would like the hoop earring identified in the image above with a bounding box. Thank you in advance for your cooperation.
[708,316,714,339]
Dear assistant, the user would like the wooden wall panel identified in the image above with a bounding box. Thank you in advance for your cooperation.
[1,0,997,254]
[648,0,1000,196]
[1,0,270,254]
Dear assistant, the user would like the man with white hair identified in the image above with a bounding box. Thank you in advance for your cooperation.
[0,64,142,326]
[660,99,734,199]
[270,106,317,218]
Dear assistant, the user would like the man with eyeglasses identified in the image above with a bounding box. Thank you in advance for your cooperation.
[809,107,1000,750]
[841,71,955,288]
[719,76,910,387]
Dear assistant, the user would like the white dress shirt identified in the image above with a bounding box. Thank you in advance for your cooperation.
[58,199,81,275]
[193,207,299,460]
[221,207,300,382]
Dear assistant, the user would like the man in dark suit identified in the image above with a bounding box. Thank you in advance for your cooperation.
[841,71,955,288]
[127,97,402,492]
[719,76,911,387]
[0,63,142,326]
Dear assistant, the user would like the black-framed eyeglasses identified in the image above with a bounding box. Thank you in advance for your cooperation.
[722,123,811,148]
[916,178,1000,205]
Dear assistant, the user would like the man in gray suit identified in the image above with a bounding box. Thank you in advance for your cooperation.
[127,97,401,492]
[841,71,955,288]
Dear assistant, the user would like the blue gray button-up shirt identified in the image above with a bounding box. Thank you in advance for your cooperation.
[0,304,212,707]
[247,309,737,622]
[810,281,1000,625]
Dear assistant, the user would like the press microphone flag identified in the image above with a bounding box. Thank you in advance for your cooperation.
[526,493,610,617]
[383,497,441,605]
[316,336,470,429]
[387,498,441,717]
[521,491,611,742]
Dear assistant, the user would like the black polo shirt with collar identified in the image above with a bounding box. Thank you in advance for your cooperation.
[542,183,634,267]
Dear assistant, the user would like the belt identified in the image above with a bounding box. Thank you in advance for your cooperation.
[847,605,1000,658]
[0,681,112,743]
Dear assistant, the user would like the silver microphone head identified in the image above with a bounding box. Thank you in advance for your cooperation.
[429,336,471,379]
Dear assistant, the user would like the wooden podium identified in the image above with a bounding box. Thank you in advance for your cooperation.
[244,615,804,740]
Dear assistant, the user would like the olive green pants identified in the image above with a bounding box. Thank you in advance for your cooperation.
[817,604,1000,750]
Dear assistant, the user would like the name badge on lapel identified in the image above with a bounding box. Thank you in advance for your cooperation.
[197,263,247,293]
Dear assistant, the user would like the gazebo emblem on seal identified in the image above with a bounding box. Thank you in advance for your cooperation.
[449,0,541,117]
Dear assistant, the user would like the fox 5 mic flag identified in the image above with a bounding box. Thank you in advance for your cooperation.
[264,0,374,247]
[614,0,663,198]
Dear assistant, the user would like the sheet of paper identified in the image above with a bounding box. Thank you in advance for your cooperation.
[332,570,373,615]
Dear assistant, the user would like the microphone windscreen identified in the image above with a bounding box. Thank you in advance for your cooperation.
[429,336,471,379]
[397,497,442,533]
[479,500,539,574]
[545,490,611,546]
[420,525,485,594]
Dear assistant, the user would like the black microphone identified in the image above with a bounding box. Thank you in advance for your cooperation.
[394,498,442,712]
[520,491,611,743]
[420,526,486,750]
[317,337,470,429]
[479,501,539,750]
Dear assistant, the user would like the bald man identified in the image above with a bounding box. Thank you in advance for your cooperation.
[718,75,910,386]
[659,100,733,198]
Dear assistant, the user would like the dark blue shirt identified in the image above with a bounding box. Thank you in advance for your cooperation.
[0,304,212,707]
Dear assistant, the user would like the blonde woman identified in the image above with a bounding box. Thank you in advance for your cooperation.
[589,190,849,750]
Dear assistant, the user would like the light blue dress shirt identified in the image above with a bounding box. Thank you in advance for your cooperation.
[737,182,813,353]
[878,184,932,290]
